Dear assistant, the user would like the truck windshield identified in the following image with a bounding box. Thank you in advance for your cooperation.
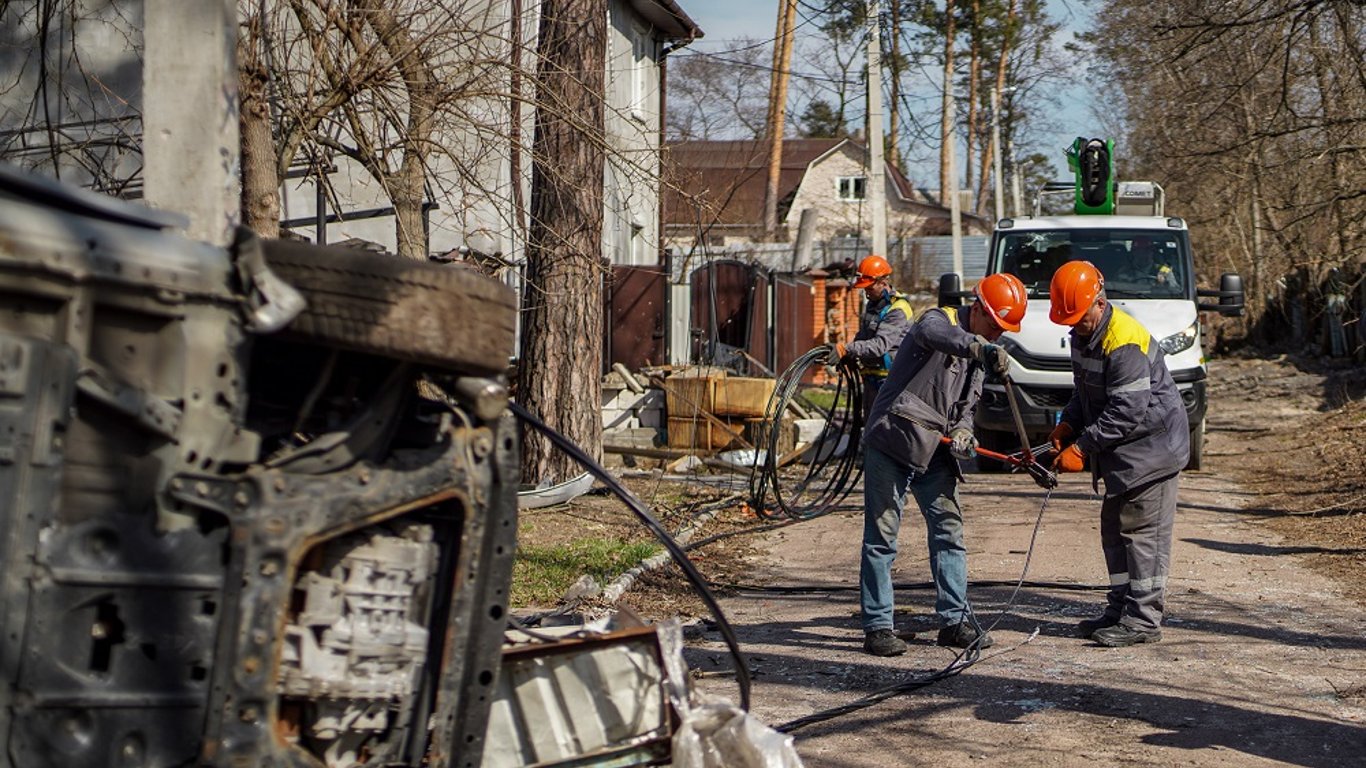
[992,229,1191,300]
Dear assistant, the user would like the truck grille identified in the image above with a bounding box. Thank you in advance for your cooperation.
[1005,342,1073,372]
[1021,387,1073,408]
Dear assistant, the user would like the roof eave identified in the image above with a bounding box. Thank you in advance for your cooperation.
[627,0,703,43]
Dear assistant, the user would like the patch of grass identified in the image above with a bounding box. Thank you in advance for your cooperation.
[511,537,662,607]
[797,386,853,414]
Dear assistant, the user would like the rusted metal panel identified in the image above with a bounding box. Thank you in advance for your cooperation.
[604,265,667,372]
[774,273,817,380]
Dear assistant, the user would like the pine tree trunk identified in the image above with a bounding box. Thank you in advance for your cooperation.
[939,0,956,202]
[517,0,606,484]
[238,13,279,238]
[965,0,979,195]
[976,0,1015,216]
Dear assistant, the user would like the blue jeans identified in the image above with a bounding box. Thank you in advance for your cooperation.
[860,445,969,631]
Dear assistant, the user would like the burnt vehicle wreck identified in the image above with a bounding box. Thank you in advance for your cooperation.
[0,165,519,767]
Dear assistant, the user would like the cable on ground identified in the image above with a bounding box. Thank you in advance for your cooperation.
[775,486,1055,733]
[512,401,752,711]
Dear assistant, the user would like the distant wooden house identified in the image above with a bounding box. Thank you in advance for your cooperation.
[662,137,986,255]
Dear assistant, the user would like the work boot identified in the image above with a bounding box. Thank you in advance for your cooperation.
[863,629,909,657]
[1076,614,1121,639]
[1092,623,1161,647]
[936,621,994,650]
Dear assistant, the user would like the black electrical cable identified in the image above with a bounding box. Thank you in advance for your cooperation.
[719,579,1108,593]
[749,347,865,520]
[511,402,752,711]
[774,487,1055,734]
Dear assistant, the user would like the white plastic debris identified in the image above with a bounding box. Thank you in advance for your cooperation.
[660,622,805,768]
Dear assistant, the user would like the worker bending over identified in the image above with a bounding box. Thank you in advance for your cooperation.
[1048,261,1188,648]
[829,255,915,419]
[858,273,1027,656]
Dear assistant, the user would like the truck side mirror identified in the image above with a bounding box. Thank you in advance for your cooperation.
[938,273,966,307]
[1197,272,1245,317]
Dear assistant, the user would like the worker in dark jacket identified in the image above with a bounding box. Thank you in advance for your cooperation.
[1048,260,1189,648]
[829,254,915,419]
[858,273,1028,657]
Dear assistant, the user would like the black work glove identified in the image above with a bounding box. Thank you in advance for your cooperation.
[825,343,848,367]
[969,337,1010,376]
[949,427,977,461]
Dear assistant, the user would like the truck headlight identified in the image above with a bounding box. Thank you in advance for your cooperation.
[1159,322,1198,355]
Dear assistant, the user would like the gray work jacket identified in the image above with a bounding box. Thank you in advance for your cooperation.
[1062,304,1189,494]
[862,306,984,472]
[846,290,913,376]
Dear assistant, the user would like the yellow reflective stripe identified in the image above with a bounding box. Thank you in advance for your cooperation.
[888,295,914,321]
[1101,306,1151,356]
[941,306,958,325]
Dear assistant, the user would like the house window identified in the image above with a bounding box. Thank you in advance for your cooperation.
[631,26,652,119]
[837,176,866,201]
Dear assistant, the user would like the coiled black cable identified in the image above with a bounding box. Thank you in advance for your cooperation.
[511,402,752,710]
[749,347,865,520]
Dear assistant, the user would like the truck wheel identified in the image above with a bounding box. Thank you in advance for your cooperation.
[260,241,516,375]
[1185,418,1205,471]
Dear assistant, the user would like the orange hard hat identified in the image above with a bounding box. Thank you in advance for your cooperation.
[853,254,892,288]
[975,273,1027,333]
[1049,260,1105,326]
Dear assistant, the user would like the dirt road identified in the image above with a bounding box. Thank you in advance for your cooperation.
[687,358,1366,767]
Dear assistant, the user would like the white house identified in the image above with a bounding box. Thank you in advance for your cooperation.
[275,0,702,269]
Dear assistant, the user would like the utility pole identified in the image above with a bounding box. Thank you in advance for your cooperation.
[991,85,1004,222]
[947,93,963,277]
[866,0,887,257]
[1008,137,1023,216]
[763,0,798,241]
[143,0,238,246]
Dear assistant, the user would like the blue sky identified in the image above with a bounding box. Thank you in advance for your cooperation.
[672,0,1100,185]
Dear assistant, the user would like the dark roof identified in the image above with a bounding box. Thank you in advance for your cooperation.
[662,139,836,231]
[629,0,703,42]
[661,138,940,230]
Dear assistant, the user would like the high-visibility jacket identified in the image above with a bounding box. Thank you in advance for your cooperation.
[846,290,914,377]
[1062,304,1189,494]
[862,306,983,472]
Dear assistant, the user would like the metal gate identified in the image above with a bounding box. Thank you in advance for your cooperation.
[690,260,770,373]
[603,265,666,372]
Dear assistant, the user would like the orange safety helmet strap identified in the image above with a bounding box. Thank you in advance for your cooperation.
[853,254,892,288]
[975,273,1027,333]
[1049,261,1105,326]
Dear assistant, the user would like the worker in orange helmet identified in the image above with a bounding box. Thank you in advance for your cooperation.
[1047,260,1189,648]
[828,254,915,420]
[857,272,1027,657]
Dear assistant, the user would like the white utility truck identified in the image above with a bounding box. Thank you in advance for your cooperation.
[939,138,1245,470]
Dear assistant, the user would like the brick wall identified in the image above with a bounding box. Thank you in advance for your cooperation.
[809,277,863,384]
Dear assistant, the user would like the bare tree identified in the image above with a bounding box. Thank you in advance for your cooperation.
[0,1,144,193]
[515,0,606,483]
[665,42,772,140]
[1083,0,1366,326]
[235,0,510,260]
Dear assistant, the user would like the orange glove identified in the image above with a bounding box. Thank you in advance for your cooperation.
[1049,422,1074,452]
[1053,443,1085,473]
